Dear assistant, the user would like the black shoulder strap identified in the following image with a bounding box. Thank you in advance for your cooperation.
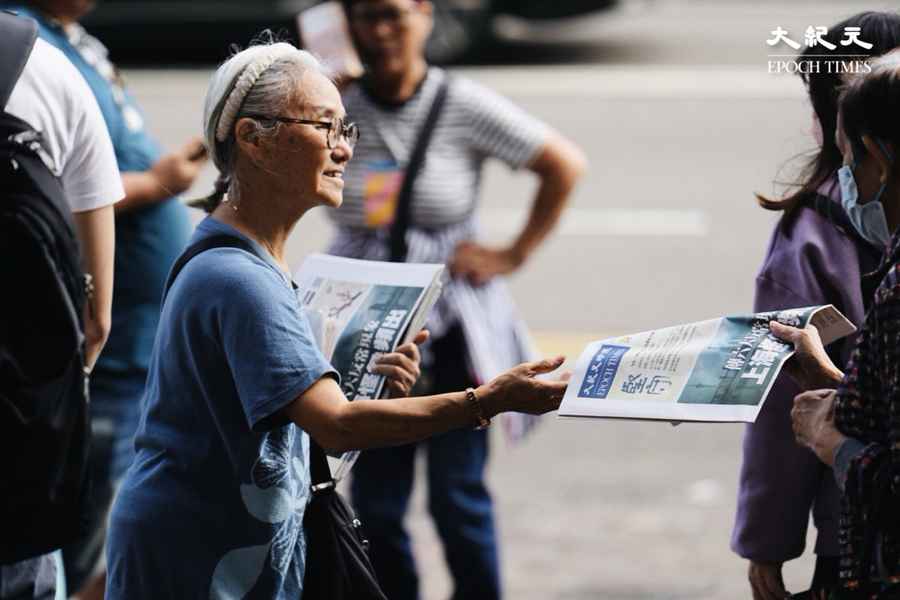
[309,439,334,488]
[0,11,38,110]
[388,76,450,262]
[164,233,337,489]
[162,234,258,302]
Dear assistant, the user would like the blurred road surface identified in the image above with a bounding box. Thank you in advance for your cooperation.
[123,1,895,597]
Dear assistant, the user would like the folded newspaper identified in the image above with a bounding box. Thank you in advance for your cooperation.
[294,254,444,477]
[558,305,855,423]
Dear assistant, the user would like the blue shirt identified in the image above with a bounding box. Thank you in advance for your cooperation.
[106,218,337,599]
[7,6,193,374]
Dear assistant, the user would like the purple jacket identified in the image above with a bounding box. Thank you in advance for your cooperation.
[731,186,880,563]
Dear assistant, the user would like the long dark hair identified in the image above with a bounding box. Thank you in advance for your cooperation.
[759,11,900,213]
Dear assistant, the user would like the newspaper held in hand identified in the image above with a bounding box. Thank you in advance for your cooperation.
[294,254,444,479]
[559,305,855,424]
[296,1,364,80]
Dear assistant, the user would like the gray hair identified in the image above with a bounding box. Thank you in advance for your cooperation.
[191,41,326,213]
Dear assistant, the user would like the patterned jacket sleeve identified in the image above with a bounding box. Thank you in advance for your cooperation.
[834,266,900,586]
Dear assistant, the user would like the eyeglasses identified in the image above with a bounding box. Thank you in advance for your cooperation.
[244,114,360,149]
[350,4,415,27]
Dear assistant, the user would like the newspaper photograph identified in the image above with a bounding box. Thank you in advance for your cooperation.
[294,254,444,401]
[558,305,856,423]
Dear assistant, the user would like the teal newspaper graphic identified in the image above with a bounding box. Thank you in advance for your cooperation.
[561,305,856,423]
[329,285,422,400]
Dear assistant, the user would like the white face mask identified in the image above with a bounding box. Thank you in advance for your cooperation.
[839,141,894,247]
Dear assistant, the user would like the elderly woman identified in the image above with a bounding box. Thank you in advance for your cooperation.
[772,56,900,599]
[104,42,568,600]
[327,2,587,598]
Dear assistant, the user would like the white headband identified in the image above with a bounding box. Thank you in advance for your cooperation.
[213,45,298,143]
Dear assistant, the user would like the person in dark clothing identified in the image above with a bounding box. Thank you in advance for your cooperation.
[731,12,900,600]
[774,51,900,599]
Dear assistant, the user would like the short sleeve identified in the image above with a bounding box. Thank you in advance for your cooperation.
[455,77,549,169]
[214,254,338,431]
[60,62,124,212]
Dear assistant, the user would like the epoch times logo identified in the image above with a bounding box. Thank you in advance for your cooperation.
[766,25,873,74]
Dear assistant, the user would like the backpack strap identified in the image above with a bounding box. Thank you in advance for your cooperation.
[0,11,38,110]
[388,76,450,262]
[162,234,259,302]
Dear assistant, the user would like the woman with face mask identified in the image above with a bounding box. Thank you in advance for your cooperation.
[771,52,900,599]
[324,2,586,600]
[731,12,900,600]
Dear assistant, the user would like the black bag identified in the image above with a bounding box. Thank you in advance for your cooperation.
[0,11,93,564]
[163,235,388,599]
[302,440,388,600]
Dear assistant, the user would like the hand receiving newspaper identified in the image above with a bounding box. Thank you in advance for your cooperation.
[558,305,855,424]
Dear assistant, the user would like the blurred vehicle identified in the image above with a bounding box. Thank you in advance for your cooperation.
[83,0,619,65]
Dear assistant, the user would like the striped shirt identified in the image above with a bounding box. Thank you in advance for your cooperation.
[327,67,548,229]
[326,68,549,440]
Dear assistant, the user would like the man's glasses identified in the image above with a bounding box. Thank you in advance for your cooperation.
[244,114,360,149]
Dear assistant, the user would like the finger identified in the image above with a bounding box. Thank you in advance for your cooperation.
[386,379,409,398]
[412,329,429,345]
[370,363,417,388]
[449,260,474,279]
[375,351,419,373]
[372,355,419,378]
[749,576,769,600]
[534,379,569,398]
[470,270,491,287]
[526,355,566,375]
[760,566,789,599]
[393,341,422,365]
[558,370,573,383]
[751,572,778,600]
[184,138,208,160]
[768,321,801,343]
[750,580,767,600]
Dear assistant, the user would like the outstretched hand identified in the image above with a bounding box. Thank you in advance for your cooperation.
[479,356,569,417]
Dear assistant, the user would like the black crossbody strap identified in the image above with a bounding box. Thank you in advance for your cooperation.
[309,439,334,488]
[164,233,338,490]
[388,76,450,262]
[0,11,38,110]
[162,234,258,302]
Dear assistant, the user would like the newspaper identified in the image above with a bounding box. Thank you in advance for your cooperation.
[294,254,444,478]
[296,2,364,80]
[558,305,855,424]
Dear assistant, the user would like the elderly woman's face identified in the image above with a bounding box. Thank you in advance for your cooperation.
[257,70,352,209]
[349,0,432,78]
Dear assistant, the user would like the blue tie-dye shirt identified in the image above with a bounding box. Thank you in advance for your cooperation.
[106,218,337,599]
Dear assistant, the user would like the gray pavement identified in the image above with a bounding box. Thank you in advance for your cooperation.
[121,2,893,597]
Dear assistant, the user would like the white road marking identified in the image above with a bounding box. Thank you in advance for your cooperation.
[457,65,802,100]
[479,207,710,237]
